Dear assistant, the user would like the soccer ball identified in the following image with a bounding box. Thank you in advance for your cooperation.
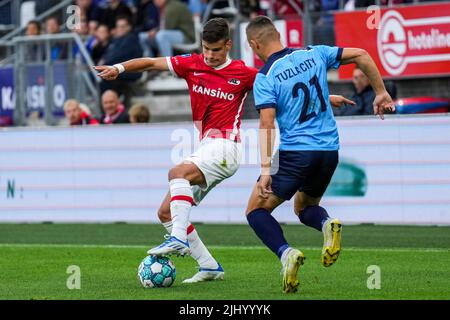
[137,255,176,288]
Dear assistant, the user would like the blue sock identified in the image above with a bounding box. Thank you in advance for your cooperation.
[247,208,289,259]
[299,205,330,231]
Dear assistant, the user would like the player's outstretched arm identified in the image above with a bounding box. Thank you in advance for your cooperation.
[94,57,169,81]
[340,48,395,119]
[258,108,276,199]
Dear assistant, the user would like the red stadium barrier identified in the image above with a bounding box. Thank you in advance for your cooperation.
[395,96,450,114]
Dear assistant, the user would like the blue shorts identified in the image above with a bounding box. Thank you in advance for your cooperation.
[267,150,339,201]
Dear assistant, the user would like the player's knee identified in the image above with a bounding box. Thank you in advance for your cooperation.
[245,198,273,215]
[245,205,255,216]
[294,204,303,216]
[294,195,320,216]
[293,196,306,216]
[168,166,186,180]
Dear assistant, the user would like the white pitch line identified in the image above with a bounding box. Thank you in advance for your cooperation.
[0,243,448,253]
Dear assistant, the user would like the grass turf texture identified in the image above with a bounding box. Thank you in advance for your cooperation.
[0,223,449,300]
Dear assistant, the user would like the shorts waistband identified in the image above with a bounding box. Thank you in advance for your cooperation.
[203,130,241,143]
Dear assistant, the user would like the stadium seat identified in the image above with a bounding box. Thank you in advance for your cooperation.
[202,0,238,23]
[20,1,36,28]
[172,15,202,54]
[211,0,238,18]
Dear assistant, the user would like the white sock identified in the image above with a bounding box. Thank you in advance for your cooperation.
[322,217,331,233]
[161,221,218,270]
[187,225,219,270]
[162,221,173,233]
[280,247,293,268]
[169,178,193,242]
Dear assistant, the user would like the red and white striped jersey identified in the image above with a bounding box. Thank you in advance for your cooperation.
[167,54,258,141]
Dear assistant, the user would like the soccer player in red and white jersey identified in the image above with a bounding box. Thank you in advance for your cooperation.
[95,18,258,283]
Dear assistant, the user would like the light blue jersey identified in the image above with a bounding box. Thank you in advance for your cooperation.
[254,46,343,151]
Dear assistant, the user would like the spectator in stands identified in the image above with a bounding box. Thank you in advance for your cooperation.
[72,18,91,62]
[316,0,339,45]
[380,0,413,6]
[206,0,239,20]
[335,67,397,116]
[73,18,90,39]
[129,103,151,123]
[87,24,111,65]
[136,0,160,58]
[25,20,41,36]
[273,0,303,19]
[93,0,136,8]
[180,0,207,17]
[151,0,195,57]
[343,0,357,11]
[239,0,261,19]
[97,0,134,32]
[101,16,142,108]
[320,0,339,12]
[45,16,60,34]
[45,16,68,60]
[64,99,99,125]
[100,90,130,124]
[344,0,412,10]
[24,20,44,61]
[92,0,108,7]
[76,0,103,35]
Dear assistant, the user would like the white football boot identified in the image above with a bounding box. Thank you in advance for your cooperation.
[182,263,225,283]
[147,235,190,256]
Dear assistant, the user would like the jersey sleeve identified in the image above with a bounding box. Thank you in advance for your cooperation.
[245,66,258,90]
[253,73,277,111]
[311,45,343,70]
[167,54,196,79]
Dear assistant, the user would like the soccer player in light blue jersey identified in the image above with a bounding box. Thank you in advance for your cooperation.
[244,16,395,293]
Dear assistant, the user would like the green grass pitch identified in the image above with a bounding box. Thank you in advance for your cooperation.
[0,223,449,300]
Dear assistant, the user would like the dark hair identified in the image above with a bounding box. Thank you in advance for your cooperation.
[27,20,41,32]
[97,23,110,31]
[202,18,230,43]
[116,15,132,26]
[46,15,60,24]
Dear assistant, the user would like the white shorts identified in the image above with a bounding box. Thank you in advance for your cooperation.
[184,137,242,205]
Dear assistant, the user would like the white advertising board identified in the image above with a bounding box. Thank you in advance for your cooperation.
[0,115,449,225]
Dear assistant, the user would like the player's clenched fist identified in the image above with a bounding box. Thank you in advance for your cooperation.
[94,65,120,80]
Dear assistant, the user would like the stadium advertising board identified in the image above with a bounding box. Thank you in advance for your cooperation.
[240,19,303,68]
[0,116,449,225]
[335,3,450,79]
[0,63,69,125]
[0,67,14,126]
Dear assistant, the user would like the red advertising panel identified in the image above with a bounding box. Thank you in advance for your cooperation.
[240,19,302,68]
[335,3,450,79]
